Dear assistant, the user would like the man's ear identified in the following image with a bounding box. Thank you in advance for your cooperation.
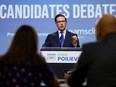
[96,25,101,41]
[96,32,101,41]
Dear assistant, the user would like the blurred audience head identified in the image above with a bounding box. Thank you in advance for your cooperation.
[10,25,38,53]
[96,14,116,41]
[1,25,39,65]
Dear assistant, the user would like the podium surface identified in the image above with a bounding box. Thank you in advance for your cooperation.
[40,47,82,79]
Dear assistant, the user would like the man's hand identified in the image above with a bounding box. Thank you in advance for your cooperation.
[72,35,78,44]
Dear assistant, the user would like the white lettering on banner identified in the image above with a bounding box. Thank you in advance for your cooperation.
[7,32,15,36]
[0,4,115,19]
[0,4,70,19]
[6,32,49,37]
[69,27,95,35]
[73,4,116,18]
[6,28,95,37]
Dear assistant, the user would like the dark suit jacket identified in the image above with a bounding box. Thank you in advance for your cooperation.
[42,30,80,47]
[68,33,116,87]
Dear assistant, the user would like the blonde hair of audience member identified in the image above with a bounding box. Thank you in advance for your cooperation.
[96,14,116,41]
[0,25,60,87]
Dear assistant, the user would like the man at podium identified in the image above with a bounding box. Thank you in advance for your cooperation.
[42,14,80,47]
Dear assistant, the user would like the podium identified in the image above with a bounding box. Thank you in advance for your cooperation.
[40,47,82,79]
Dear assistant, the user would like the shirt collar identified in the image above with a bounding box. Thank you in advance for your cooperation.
[58,29,66,34]
[58,29,66,38]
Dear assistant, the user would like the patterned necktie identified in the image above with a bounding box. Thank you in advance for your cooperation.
[60,32,64,47]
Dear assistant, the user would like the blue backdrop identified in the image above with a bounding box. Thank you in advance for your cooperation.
[0,0,116,55]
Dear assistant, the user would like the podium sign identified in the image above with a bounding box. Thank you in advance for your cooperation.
[40,47,82,63]
[41,50,81,63]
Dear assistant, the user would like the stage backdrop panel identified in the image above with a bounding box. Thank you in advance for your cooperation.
[0,0,116,55]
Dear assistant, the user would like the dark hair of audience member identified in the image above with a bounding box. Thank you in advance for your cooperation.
[0,25,45,66]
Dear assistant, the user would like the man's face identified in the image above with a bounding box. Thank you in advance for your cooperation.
[55,16,67,31]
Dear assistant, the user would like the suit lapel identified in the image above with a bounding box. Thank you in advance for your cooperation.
[63,30,70,46]
[54,31,61,46]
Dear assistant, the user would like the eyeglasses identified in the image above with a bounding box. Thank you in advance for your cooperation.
[56,20,66,23]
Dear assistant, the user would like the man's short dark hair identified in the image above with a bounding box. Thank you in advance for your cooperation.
[54,14,67,22]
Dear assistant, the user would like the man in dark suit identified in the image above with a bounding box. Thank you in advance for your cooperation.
[65,14,116,87]
[42,14,80,47]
